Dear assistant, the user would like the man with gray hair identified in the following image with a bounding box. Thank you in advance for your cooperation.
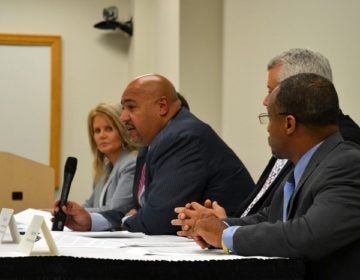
[266,48,333,88]
[239,48,360,217]
[173,48,360,230]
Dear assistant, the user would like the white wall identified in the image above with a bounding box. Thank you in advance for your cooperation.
[2,0,360,204]
[130,0,180,87]
[223,0,360,181]
[0,0,132,202]
[179,0,223,134]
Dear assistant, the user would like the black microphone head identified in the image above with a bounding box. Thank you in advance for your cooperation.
[65,157,77,173]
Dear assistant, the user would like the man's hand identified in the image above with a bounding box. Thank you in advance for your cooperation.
[171,200,228,237]
[192,215,227,249]
[125,208,138,217]
[206,200,228,219]
[171,202,212,237]
[53,201,91,231]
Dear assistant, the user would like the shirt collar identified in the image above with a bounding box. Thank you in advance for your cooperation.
[293,141,323,187]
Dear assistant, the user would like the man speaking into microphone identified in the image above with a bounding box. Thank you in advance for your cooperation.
[52,74,255,235]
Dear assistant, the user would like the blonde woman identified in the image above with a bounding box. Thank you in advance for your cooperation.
[83,102,137,213]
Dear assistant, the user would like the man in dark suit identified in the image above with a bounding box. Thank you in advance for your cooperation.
[172,48,360,223]
[175,73,360,279]
[56,74,254,234]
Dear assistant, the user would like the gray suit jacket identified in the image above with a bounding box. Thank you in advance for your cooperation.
[225,132,360,263]
[83,149,136,214]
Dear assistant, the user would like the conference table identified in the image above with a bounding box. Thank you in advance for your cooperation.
[0,240,305,280]
[0,209,306,279]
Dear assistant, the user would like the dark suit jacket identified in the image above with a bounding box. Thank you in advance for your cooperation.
[225,132,360,278]
[234,110,360,217]
[102,108,255,234]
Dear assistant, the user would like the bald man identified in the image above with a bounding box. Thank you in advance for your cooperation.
[56,74,254,235]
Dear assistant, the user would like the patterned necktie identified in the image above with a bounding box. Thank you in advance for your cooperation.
[283,171,295,222]
[137,163,146,207]
[241,159,288,217]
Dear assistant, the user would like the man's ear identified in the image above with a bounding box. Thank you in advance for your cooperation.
[158,96,169,116]
[284,115,296,135]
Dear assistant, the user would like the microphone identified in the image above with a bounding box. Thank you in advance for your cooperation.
[52,156,78,231]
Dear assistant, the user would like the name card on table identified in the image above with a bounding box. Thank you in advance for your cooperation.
[17,215,59,256]
[0,208,21,244]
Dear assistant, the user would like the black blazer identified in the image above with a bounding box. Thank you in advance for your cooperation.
[234,110,360,217]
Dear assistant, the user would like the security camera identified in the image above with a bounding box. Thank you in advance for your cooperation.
[103,6,118,21]
[94,6,133,36]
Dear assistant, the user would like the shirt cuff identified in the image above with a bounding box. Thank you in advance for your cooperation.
[90,213,113,231]
[121,215,131,224]
[222,226,240,252]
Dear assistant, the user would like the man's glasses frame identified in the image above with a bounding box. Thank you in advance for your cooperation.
[258,112,290,125]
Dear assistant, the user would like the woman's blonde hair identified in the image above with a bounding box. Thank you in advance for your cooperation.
[87,102,137,183]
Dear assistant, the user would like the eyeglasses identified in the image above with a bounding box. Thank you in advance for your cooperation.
[258,112,289,125]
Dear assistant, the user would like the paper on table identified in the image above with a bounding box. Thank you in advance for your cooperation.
[145,246,222,256]
[143,246,279,260]
[65,231,145,238]
[35,232,126,249]
[121,235,195,247]
[14,208,53,231]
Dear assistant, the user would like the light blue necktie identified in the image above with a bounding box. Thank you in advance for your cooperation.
[283,171,295,222]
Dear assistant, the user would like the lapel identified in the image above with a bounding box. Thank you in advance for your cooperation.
[287,132,343,216]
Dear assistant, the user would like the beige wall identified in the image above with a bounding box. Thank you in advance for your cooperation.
[179,0,223,134]
[0,0,132,202]
[130,0,180,86]
[1,0,360,204]
[223,0,360,180]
